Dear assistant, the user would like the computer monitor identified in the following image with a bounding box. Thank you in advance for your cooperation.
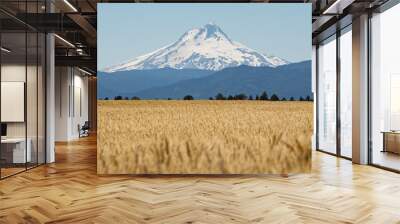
[1,123,7,137]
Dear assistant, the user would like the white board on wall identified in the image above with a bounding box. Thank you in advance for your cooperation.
[1,82,25,122]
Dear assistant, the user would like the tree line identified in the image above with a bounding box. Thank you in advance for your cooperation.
[101,91,313,102]
[206,92,312,101]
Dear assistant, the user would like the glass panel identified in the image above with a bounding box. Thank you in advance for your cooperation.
[371,4,400,171]
[26,0,39,169]
[0,1,46,178]
[27,31,38,169]
[1,31,27,177]
[38,32,46,165]
[340,27,352,158]
[318,35,337,154]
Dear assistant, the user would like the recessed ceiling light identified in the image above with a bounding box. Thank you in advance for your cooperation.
[54,34,75,48]
[63,0,78,12]
[78,67,93,76]
[1,47,11,53]
[322,0,354,15]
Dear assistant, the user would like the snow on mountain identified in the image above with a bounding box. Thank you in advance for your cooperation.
[264,55,289,67]
[103,23,289,72]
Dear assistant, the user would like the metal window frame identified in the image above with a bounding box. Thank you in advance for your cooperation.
[315,21,353,161]
[316,0,400,172]
[367,1,400,173]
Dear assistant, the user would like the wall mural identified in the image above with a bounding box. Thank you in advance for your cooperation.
[97,3,313,174]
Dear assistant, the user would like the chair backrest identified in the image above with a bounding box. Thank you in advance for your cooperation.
[83,121,90,129]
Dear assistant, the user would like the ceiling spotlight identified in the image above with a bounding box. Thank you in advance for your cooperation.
[76,48,85,55]
[1,47,11,53]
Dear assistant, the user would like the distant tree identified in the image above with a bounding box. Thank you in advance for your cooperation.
[281,97,287,101]
[227,95,234,100]
[289,97,294,101]
[131,96,140,100]
[167,98,172,100]
[124,97,129,100]
[114,96,122,100]
[215,93,226,100]
[249,95,253,100]
[104,97,109,100]
[255,95,260,100]
[209,97,214,100]
[234,93,247,100]
[183,95,194,100]
[270,94,279,101]
[299,96,304,101]
[260,91,269,100]
[306,95,311,101]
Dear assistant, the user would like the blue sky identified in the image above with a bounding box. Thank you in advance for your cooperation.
[98,3,311,70]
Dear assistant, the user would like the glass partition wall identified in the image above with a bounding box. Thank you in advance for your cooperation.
[316,25,352,159]
[339,26,352,159]
[370,3,400,171]
[0,2,46,179]
[317,35,337,155]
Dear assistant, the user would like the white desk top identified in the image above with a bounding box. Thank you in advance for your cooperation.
[1,138,27,143]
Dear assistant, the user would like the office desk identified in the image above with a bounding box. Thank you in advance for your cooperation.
[382,131,400,154]
[1,138,31,163]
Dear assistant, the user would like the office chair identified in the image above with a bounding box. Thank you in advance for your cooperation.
[79,121,90,138]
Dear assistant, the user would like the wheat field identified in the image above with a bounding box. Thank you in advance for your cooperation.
[97,100,313,174]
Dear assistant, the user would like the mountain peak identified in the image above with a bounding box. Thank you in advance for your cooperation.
[103,24,289,72]
[200,23,231,42]
[203,22,221,32]
[178,23,231,43]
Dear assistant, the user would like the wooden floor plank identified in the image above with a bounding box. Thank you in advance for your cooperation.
[0,134,399,223]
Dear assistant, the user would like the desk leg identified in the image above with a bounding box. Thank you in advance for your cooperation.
[382,133,386,153]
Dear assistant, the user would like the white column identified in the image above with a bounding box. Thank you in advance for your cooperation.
[352,14,369,164]
[46,33,55,163]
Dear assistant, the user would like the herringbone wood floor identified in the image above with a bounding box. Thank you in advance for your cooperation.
[1,135,400,224]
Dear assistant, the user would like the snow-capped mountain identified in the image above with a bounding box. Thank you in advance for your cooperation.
[103,23,289,72]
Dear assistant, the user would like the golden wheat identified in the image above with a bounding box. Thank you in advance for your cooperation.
[97,100,313,174]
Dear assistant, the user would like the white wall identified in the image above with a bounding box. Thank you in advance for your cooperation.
[72,73,89,138]
[1,63,47,164]
[55,67,89,141]
[1,65,37,138]
[1,65,26,141]
[55,66,70,141]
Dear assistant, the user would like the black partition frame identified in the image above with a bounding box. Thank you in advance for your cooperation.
[0,1,47,180]
[315,23,353,161]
